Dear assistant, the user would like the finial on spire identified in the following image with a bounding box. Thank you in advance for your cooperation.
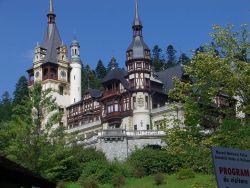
[135,0,139,20]
[49,0,54,13]
[133,0,142,29]
[47,0,56,23]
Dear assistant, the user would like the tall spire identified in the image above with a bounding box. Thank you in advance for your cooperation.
[43,0,62,63]
[127,0,150,59]
[135,0,139,22]
[49,0,54,13]
[133,0,142,28]
[47,0,56,23]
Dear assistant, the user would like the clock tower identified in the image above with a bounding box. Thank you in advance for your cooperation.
[27,0,71,109]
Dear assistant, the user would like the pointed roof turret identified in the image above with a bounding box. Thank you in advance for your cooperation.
[127,0,150,59]
[133,0,142,27]
[43,0,63,63]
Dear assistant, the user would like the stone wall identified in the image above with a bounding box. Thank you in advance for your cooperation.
[95,136,164,161]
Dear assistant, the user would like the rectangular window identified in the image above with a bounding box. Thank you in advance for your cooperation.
[130,79,135,88]
[114,100,119,112]
[59,86,64,95]
[147,124,150,130]
[133,97,136,109]
[145,96,149,109]
[134,125,137,131]
[136,62,142,69]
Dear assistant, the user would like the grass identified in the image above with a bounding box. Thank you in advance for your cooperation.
[66,174,216,188]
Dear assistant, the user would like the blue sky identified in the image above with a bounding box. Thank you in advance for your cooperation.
[0,0,249,96]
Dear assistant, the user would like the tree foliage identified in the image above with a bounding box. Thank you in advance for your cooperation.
[95,59,107,79]
[178,53,191,65]
[82,65,102,93]
[170,24,250,128]
[107,57,119,72]
[166,45,177,68]
[152,45,165,72]
[0,91,12,123]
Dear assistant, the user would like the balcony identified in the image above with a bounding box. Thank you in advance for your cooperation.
[99,129,126,139]
[126,130,166,137]
[102,90,120,100]
[42,75,58,81]
[102,111,122,124]
[98,129,166,140]
[66,120,101,133]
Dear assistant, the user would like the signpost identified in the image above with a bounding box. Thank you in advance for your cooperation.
[211,147,250,188]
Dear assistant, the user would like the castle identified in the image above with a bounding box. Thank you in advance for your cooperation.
[27,0,185,161]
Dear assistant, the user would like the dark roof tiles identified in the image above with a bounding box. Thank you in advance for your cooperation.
[157,65,184,93]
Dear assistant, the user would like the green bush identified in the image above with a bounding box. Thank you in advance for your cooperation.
[78,175,98,188]
[79,160,131,184]
[111,174,126,188]
[56,181,68,188]
[176,168,195,180]
[154,173,165,185]
[132,166,146,178]
[128,148,183,175]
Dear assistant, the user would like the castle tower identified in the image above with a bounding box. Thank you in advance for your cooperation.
[126,0,152,131]
[70,39,82,104]
[27,0,71,108]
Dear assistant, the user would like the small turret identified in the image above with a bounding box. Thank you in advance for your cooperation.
[70,38,82,104]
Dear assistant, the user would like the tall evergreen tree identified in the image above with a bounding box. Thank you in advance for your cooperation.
[166,45,177,68]
[107,57,119,72]
[178,53,191,65]
[0,91,12,122]
[13,76,29,106]
[95,60,107,79]
[152,45,165,72]
[82,65,102,93]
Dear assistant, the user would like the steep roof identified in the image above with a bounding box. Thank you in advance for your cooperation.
[157,65,184,93]
[102,68,129,89]
[127,0,150,59]
[41,0,62,64]
[85,88,102,98]
[127,36,150,58]
[43,24,62,63]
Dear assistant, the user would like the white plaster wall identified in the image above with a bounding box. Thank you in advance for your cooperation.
[121,116,133,130]
[70,63,82,104]
[132,92,150,130]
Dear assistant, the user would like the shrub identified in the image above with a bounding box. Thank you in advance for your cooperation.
[78,175,98,188]
[128,148,183,175]
[111,174,126,188]
[56,181,68,188]
[79,160,131,184]
[133,166,146,178]
[176,168,195,180]
[154,173,165,185]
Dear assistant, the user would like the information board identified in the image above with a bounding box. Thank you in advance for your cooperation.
[211,147,250,188]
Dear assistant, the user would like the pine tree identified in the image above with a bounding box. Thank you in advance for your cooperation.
[152,45,165,72]
[178,53,191,65]
[95,60,107,79]
[107,57,119,72]
[0,91,12,122]
[166,45,177,68]
[82,65,102,93]
[13,76,29,106]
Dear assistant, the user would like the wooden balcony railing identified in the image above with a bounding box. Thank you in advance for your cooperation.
[102,90,120,98]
